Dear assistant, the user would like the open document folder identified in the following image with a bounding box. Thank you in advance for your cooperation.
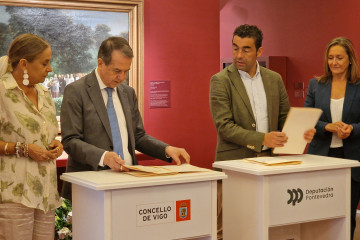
[123,164,212,177]
[273,107,322,154]
[243,157,302,166]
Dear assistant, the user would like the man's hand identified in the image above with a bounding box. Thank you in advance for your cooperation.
[262,132,288,148]
[103,152,128,172]
[165,146,190,165]
[304,128,316,143]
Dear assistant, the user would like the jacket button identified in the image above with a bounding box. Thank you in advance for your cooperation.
[252,123,256,128]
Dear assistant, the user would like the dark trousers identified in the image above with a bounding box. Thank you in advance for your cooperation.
[329,147,360,240]
[351,179,360,240]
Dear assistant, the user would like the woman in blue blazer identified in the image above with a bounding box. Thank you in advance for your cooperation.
[305,37,360,240]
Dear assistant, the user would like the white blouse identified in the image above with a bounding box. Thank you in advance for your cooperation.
[330,98,344,148]
[0,72,61,213]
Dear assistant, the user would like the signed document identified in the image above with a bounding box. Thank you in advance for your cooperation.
[124,164,211,177]
[273,107,322,154]
[243,157,302,166]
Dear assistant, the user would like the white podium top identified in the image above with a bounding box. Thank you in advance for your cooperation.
[61,169,226,191]
[213,154,360,176]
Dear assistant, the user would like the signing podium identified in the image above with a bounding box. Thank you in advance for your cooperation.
[213,154,360,240]
[61,169,226,240]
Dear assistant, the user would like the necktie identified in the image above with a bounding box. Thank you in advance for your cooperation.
[105,87,124,159]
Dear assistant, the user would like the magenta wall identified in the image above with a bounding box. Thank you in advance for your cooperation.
[220,0,360,106]
[143,0,220,168]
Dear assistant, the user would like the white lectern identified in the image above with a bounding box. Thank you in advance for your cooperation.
[213,154,360,240]
[61,169,226,240]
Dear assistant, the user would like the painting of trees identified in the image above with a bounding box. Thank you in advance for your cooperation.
[0,5,128,75]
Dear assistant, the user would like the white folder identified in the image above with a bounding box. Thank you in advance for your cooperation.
[273,107,322,154]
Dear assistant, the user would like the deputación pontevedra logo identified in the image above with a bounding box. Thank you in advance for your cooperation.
[287,187,334,206]
[287,188,303,206]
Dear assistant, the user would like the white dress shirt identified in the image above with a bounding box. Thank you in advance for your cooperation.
[95,68,133,166]
[238,61,269,134]
[238,62,269,150]
[330,98,344,148]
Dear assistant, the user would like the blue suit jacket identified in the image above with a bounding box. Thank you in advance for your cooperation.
[305,78,360,181]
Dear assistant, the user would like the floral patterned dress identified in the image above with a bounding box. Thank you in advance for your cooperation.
[0,72,61,213]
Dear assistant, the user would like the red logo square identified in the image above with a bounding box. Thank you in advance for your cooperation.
[176,199,191,222]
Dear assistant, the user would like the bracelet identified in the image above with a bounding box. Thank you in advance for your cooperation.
[4,142,9,155]
[15,142,28,158]
[23,143,28,158]
[15,142,21,158]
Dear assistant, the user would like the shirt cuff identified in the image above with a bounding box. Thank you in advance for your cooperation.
[99,151,108,167]
[165,146,171,159]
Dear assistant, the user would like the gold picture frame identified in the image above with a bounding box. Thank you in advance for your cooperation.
[0,0,144,116]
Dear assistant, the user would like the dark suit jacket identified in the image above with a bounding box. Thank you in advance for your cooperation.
[61,70,170,199]
[305,78,360,181]
[209,64,290,161]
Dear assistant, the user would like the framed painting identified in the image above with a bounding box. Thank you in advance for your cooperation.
[0,0,144,120]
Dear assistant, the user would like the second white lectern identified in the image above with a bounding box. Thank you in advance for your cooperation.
[213,154,360,240]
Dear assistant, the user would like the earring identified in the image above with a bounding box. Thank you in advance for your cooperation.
[23,69,29,86]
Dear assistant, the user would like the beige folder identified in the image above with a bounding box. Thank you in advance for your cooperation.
[273,107,322,154]
[243,157,302,166]
[124,164,211,177]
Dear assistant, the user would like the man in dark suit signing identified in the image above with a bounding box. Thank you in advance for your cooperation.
[61,37,190,200]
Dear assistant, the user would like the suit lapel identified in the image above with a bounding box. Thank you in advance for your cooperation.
[228,64,255,121]
[343,82,356,122]
[320,82,332,122]
[116,84,137,161]
[260,67,273,129]
[116,84,132,131]
[86,71,113,140]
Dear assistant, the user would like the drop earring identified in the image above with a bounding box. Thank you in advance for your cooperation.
[23,69,29,86]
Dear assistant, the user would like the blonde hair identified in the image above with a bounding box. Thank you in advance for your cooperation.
[8,33,50,71]
[318,37,360,84]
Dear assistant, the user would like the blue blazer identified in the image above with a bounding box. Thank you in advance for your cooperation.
[305,78,360,181]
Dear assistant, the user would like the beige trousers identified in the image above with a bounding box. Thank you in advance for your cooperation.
[0,203,55,240]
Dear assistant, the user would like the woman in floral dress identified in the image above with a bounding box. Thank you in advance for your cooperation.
[0,34,64,240]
